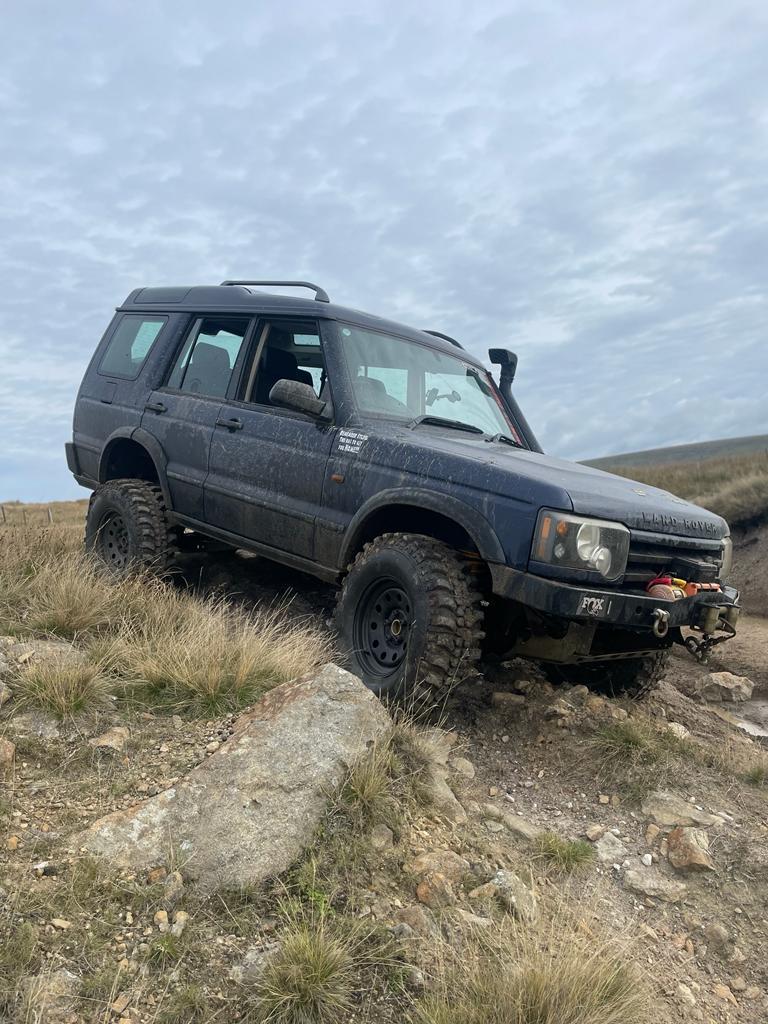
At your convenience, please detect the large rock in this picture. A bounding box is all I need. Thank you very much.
[595,832,629,865]
[469,869,538,923]
[623,864,687,903]
[409,849,470,884]
[667,827,715,872]
[21,968,80,1022]
[698,672,754,703]
[641,790,723,827]
[0,737,15,770]
[77,664,390,889]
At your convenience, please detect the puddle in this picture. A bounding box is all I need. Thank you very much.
[727,699,768,739]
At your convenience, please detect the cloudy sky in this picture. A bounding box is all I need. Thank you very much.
[1,1,766,501]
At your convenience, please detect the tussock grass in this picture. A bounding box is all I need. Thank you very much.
[608,451,768,525]
[107,598,333,714]
[335,721,438,833]
[587,716,693,802]
[0,525,333,716]
[532,833,596,874]
[744,757,768,787]
[251,900,398,1024]
[293,722,440,904]
[0,922,39,1017]
[157,984,211,1024]
[417,916,652,1024]
[13,656,113,718]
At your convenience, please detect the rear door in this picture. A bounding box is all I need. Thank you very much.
[204,318,335,559]
[141,315,253,519]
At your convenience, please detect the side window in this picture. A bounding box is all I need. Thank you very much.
[99,316,166,378]
[167,317,250,398]
[243,321,325,406]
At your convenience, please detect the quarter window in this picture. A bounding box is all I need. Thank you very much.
[99,316,166,378]
[168,317,250,398]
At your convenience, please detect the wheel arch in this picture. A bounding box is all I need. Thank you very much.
[98,429,172,507]
[338,489,505,568]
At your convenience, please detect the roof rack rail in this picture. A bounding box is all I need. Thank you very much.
[423,329,463,350]
[220,279,330,303]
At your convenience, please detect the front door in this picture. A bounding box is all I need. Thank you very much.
[204,318,335,560]
[141,315,252,519]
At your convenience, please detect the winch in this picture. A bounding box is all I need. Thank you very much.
[645,575,739,663]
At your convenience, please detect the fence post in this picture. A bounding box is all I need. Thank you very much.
[21,508,27,525]
[47,506,54,524]
[0,505,5,524]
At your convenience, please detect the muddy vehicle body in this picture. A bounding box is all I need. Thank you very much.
[68,281,740,697]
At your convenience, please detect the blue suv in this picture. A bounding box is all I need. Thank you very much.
[68,281,740,698]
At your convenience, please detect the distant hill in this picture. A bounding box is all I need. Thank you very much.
[585,433,768,470]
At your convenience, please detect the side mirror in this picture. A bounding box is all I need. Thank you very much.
[489,348,518,384]
[268,378,327,417]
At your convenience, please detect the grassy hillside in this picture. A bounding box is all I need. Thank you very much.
[601,451,768,526]
[587,433,768,470]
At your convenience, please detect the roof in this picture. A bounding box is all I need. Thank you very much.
[118,284,480,365]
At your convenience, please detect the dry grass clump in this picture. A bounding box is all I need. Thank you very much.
[335,721,438,833]
[417,917,652,1024]
[587,716,695,802]
[609,451,768,525]
[1,523,333,716]
[12,656,112,718]
[105,597,333,713]
[0,922,39,1017]
[251,900,398,1024]
[532,833,596,874]
[292,722,440,903]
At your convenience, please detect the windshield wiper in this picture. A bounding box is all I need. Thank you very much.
[486,432,524,449]
[409,414,485,435]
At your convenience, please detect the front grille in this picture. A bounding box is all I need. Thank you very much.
[623,529,724,587]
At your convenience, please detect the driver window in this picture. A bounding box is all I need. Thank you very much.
[243,320,325,406]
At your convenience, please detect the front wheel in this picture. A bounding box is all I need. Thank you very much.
[334,533,485,700]
[543,649,671,698]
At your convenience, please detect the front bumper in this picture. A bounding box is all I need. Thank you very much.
[490,563,740,632]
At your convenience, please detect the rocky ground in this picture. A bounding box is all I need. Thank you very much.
[1,546,767,1023]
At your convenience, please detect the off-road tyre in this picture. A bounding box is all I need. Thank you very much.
[543,649,671,699]
[85,479,178,574]
[334,533,485,700]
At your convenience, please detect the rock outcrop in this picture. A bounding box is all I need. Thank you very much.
[698,672,754,703]
[77,664,391,888]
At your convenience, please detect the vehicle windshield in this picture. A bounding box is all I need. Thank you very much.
[338,325,520,439]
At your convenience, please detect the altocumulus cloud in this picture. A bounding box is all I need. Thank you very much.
[0,0,766,499]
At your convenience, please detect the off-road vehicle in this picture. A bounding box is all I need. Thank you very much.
[68,280,740,697]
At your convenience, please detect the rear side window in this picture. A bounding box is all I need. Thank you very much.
[167,317,251,398]
[99,315,167,378]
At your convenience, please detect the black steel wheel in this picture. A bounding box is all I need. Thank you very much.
[85,479,178,574]
[334,533,485,699]
[353,579,412,680]
[94,510,131,570]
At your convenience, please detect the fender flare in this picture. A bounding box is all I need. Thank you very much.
[338,487,506,567]
[98,428,172,508]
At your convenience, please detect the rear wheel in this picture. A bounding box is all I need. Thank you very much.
[543,649,671,698]
[334,533,485,699]
[85,479,178,574]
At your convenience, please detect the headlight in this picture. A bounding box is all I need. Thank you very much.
[720,537,732,580]
[531,510,630,582]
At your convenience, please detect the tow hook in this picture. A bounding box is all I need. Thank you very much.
[683,620,737,664]
[651,607,670,638]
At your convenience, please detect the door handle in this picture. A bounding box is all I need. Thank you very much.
[144,401,167,414]
[216,416,243,431]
